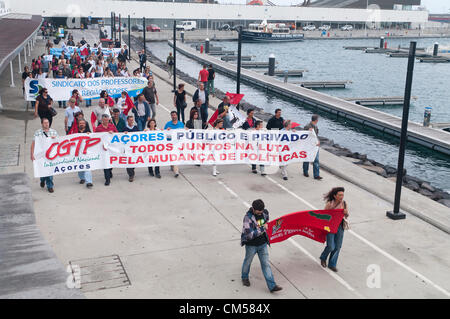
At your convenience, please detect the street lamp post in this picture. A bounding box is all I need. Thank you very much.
[386,41,417,221]
[173,20,177,92]
[236,26,242,95]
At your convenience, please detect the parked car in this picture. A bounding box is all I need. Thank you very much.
[230,24,244,31]
[218,24,231,31]
[340,25,353,31]
[176,21,196,31]
[147,24,161,32]
[303,25,316,31]
[131,24,144,32]
[318,25,331,31]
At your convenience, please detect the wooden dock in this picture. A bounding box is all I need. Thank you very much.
[239,61,270,69]
[292,81,351,89]
[169,40,450,156]
[263,70,306,77]
[344,46,375,50]
[208,50,235,56]
[419,57,450,63]
[221,55,252,62]
[345,96,418,106]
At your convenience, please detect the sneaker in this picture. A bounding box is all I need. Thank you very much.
[283,177,288,181]
[242,279,250,287]
[328,266,338,272]
[79,179,85,184]
[155,174,161,179]
[314,176,323,180]
[212,172,217,177]
[252,170,257,174]
[86,183,93,189]
[270,285,283,293]
[105,180,110,186]
[303,173,309,177]
[174,173,179,178]
[129,176,134,182]
[48,188,54,193]
[40,181,45,188]
[261,173,267,176]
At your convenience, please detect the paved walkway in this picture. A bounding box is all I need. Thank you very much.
[0,30,449,298]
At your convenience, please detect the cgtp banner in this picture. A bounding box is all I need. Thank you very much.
[24,77,147,101]
[32,129,319,178]
[267,209,345,244]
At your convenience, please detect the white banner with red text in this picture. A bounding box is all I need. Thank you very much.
[32,129,319,178]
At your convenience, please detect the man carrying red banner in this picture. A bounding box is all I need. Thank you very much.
[240,199,283,293]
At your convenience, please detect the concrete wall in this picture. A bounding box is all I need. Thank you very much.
[6,0,428,23]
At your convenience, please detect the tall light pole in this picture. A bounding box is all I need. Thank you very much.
[386,41,417,221]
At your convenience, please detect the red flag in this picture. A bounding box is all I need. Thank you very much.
[107,96,115,107]
[266,209,345,244]
[225,92,244,105]
[123,93,135,116]
[291,122,301,129]
[208,109,218,126]
[68,119,79,135]
[90,112,97,131]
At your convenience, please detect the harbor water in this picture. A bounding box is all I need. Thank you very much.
[147,38,450,192]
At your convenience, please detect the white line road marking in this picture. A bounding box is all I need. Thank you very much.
[162,89,450,297]
[265,176,450,297]
[216,179,361,297]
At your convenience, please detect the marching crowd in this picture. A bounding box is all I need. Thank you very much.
[27,35,323,192]
[27,35,348,291]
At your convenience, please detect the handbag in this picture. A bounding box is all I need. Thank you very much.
[49,107,57,117]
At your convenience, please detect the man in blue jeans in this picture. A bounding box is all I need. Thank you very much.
[240,199,282,293]
[303,114,322,180]
[193,82,209,127]
[31,118,58,193]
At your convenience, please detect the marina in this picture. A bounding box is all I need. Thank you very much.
[169,40,450,156]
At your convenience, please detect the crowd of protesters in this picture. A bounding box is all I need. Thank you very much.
[29,37,323,190]
[27,33,349,294]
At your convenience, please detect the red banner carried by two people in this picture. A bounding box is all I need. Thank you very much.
[266,209,345,244]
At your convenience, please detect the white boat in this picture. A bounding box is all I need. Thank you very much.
[241,20,304,42]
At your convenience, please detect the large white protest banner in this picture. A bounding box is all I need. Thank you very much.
[33,130,319,178]
[24,77,148,101]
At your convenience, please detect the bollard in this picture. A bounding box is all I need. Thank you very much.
[181,31,185,43]
[283,70,288,83]
[205,38,210,54]
[423,107,432,127]
[380,37,385,49]
[433,42,439,57]
[268,54,275,76]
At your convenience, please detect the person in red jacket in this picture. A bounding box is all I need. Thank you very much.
[95,114,118,186]
[198,64,209,88]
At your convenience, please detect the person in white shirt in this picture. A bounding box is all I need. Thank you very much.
[93,98,111,125]
[116,91,128,121]
[64,98,81,134]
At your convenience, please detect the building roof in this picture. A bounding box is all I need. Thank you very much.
[0,14,42,74]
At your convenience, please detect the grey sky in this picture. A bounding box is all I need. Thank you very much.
[219,1,450,14]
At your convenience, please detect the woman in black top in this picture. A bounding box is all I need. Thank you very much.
[34,88,54,127]
[173,83,187,123]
